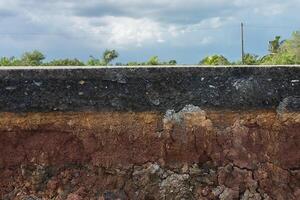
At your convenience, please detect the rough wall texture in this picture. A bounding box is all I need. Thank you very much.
[0,67,299,112]
[0,67,299,200]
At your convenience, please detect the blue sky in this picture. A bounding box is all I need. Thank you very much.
[0,0,299,64]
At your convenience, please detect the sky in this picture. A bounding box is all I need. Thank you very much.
[0,0,299,64]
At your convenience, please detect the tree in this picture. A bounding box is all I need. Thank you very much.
[261,51,296,65]
[242,53,259,65]
[199,55,230,65]
[102,49,119,65]
[87,56,105,66]
[168,60,177,65]
[21,50,45,66]
[268,36,282,54]
[282,31,300,63]
[147,56,159,65]
[262,31,300,64]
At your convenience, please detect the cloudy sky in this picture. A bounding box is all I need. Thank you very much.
[0,0,299,63]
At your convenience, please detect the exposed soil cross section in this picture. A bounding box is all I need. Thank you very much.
[0,66,299,199]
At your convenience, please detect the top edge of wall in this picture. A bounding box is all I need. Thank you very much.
[0,65,300,70]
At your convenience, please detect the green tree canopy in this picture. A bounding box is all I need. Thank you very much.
[21,50,45,66]
[268,36,282,54]
[87,56,105,66]
[168,60,177,65]
[102,49,119,65]
[262,31,300,64]
[241,53,259,65]
[147,56,159,65]
[45,59,85,66]
[199,55,230,65]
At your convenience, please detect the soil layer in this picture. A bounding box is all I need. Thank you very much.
[0,108,299,199]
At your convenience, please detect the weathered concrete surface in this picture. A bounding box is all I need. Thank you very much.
[0,66,299,199]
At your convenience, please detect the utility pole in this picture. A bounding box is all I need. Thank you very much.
[241,22,245,64]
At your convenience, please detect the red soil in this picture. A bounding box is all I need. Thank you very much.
[0,110,299,199]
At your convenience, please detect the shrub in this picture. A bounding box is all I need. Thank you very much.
[147,56,160,65]
[46,59,85,66]
[168,60,177,65]
[262,31,300,65]
[0,57,22,66]
[103,49,119,65]
[21,50,45,66]
[199,55,230,65]
[87,56,105,66]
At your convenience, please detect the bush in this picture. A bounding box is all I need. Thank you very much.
[168,60,177,65]
[199,55,230,65]
[261,31,300,65]
[233,53,260,65]
[87,56,105,66]
[103,49,119,65]
[147,56,159,65]
[0,57,22,66]
[21,50,45,66]
[45,59,85,66]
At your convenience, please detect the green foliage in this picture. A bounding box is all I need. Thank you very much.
[147,56,159,65]
[0,51,45,66]
[168,60,177,65]
[126,58,176,66]
[260,52,296,65]
[0,57,11,66]
[21,50,45,66]
[283,31,300,63]
[262,31,300,65]
[237,53,259,65]
[268,36,282,54]
[199,55,230,65]
[259,55,272,64]
[45,58,85,66]
[0,57,21,66]
[243,54,259,65]
[87,56,105,66]
[102,49,119,65]
[126,61,146,66]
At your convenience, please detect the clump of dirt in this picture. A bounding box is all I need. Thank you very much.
[0,106,299,199]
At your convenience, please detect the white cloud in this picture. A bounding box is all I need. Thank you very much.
[186,17,234,31]
[254,3,286,16]
[33,14,232,48]
[0,0,299,62]
[64,16,166,48]
[98,17,165,47]
[233,0,297,16]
